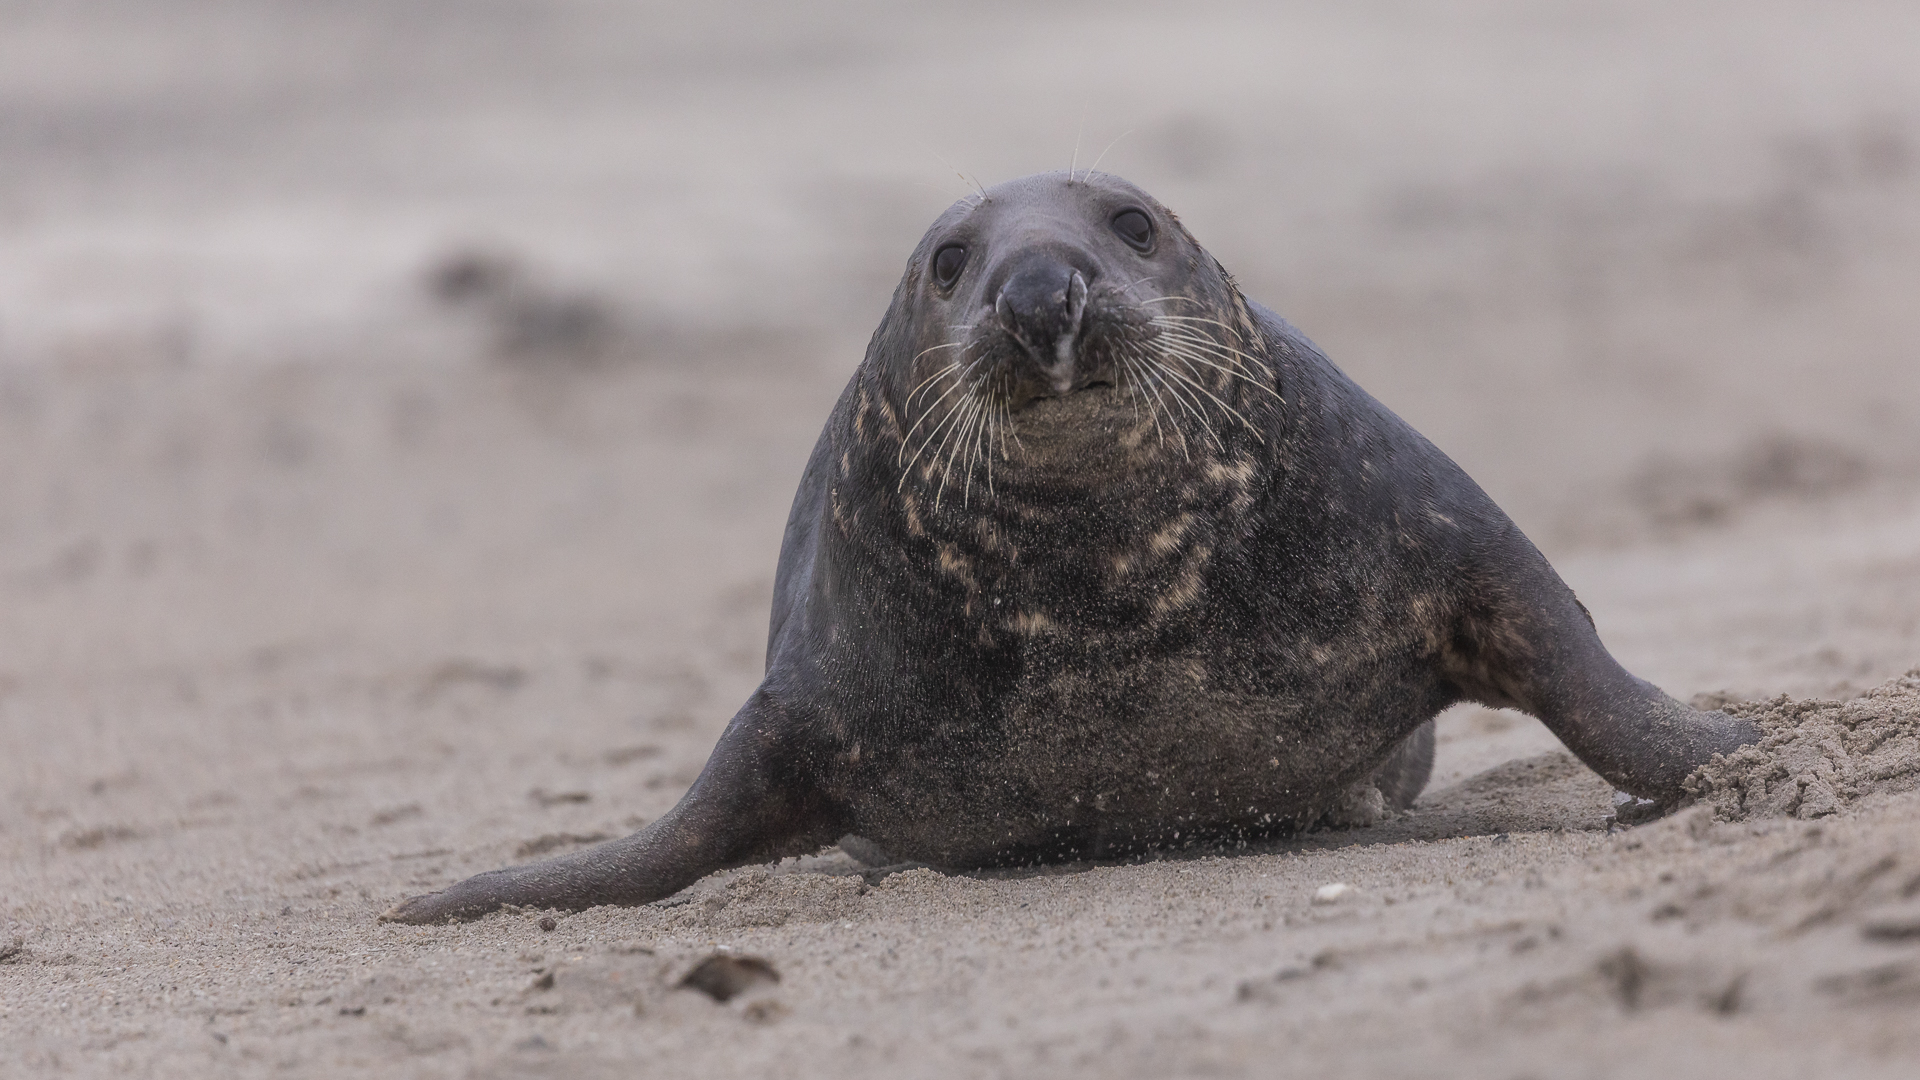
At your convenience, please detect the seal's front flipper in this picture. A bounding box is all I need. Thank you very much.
[379,688,840,924]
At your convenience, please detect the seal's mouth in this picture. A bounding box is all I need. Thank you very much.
[1011,383,1125,425]
[1009,375,1119,414]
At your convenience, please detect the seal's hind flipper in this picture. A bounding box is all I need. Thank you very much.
[379,688,842,924]
[1370,719,1436,810]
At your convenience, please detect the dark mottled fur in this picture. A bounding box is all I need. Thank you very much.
[383,173,1757,923]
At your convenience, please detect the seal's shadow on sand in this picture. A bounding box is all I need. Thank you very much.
[841,752,1612,888]
[1346,751,1612,844]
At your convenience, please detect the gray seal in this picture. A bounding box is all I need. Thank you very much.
[383,171,1757,923]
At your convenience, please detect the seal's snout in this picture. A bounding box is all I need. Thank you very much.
[995,261,1088,394]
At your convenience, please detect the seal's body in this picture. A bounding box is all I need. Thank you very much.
[384,173,1757,923]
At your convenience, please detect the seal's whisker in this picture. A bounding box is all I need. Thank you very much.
[1135,351,1188,458]
[905,358,966,411]
[1148,333,1255,411]
[1150,313,1244,332]
[913,341,966,361]
[935,392,984,510]
[946,385,990,507]
[941,383,983,477]
[999,371,1025,457]
[1150,324,1281,395]
[1151,325,1276,379]
[980,402,997,499]
[1158,340,1272,388]
[1149,360,1228,451]
[901,370,985,486]
[1145,348,1231,449]
[1154,353,1256,443]
[1140,349,1204,415]
[1117,352,1166,449]
[1166,338,1274,386]
[1116,353,1144,423]
[958,386,984,507]
[1151,323,1264,364]
[898,367,960,413]
[1155,337,1282,404]
[1122,346,1189,460]
[964,386,995,507]
[1116,350,1144,412]
[927,395,966,507]
[1148,313,1253,345]
[1153,325,1257,366]
[980,384,1006,479]
[1148,316,1260,353]
[938,404,963,507]
[1108,276,1162,298]
[929,147,990,203]
[1085,128,1133,178]
[906,356,968,407]
[898,386,966,470]
[901,362,977,444]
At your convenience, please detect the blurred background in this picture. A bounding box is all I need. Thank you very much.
[9,8,1920,1072]
[2,0,1918,691]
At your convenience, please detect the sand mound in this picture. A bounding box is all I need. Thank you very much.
[1684,670,1920,820]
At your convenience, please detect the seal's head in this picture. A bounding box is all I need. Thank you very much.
[867,172,1276,499]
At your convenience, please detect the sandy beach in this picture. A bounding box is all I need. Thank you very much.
[5,3,1920,1076]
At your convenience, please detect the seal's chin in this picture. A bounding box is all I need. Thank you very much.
[1003,385,1137,462]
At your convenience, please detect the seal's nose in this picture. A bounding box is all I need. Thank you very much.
[994,261,1088,393]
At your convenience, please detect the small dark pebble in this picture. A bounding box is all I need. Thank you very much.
[1709,973,1746,1016]
[1599,946,1650,1011]
[338,1006,366,1016]
[679,954,779,1003]
[539,917,557,932]
[529,971,555,991]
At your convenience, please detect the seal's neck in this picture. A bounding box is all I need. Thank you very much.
[884,431,1266,637]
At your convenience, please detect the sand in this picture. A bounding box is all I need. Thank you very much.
[1686,672,1920,821]
[6,3,1920,1078]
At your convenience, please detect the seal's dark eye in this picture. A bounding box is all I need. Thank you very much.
[1111,208,1154,252]
[933,244,968,288]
